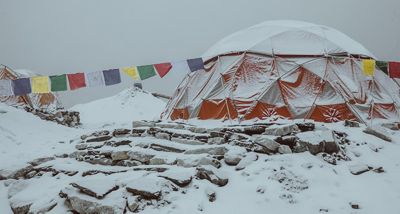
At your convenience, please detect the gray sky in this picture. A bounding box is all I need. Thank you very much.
[1,0,399,108]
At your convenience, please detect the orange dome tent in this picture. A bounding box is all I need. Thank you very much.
[162,20,400,123]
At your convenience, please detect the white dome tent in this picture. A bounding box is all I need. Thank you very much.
[162,20,400,123]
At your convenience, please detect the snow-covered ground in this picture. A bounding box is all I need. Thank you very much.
[1,89,400,214]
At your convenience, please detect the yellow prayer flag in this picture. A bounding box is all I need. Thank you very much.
[121,67,139,80]
[31,76,50,93]
[362,59,375,76]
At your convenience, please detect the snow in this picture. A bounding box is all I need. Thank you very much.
[1,87,400,214]
[71,87,166,127]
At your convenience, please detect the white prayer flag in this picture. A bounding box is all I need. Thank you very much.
[0,79,13,96]
[85,71,105,87]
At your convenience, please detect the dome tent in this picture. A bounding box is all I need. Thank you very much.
[162,20,400,123]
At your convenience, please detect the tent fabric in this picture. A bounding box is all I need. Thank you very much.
[12,78,31,96]
[85,71,105,87]
[154,63,172,78]
[203,20,374,59]
[137,65,157,80]
[0,79,13,96]
[50,74,68,91]
[102,69,121,86]
[67,73,86,90]
[31,76,50,93]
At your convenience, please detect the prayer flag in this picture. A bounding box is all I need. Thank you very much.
[86,71,105,87]
[67,73,86,90]
[376,61,388,75]
[187,58,204,72]
[389,62,400,78]
[12,78,31,95]
[50,74,68,91]
[362,59,375,76]
[31,76,50,93]
[0,79,13,96]
[103,69,121,86]
[154,62,172,78]
[121,67,139,80]
[137,65,156,80]
[171,60,191,73]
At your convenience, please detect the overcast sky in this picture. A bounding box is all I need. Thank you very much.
[1,0,399,107]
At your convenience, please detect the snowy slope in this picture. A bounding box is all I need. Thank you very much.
[71,87,166,127]
[0,103,83,170]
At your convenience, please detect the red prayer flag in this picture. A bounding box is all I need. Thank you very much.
[389,62,400,78]
[67,73,86,90]
[154,63,172,78]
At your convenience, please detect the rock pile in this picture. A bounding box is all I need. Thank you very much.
[24,106,80,127]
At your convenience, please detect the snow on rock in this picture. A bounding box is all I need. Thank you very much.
[71,87,165,127]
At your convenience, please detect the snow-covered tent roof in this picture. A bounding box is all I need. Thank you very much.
[203,20,374,58]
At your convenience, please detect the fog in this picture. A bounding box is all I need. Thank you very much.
[1,0,399,107]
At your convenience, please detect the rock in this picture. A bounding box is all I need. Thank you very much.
[10,202,32,214]
[187,127,207,133]
[156,123,185,129]
[66,196,118,214]
[132,121,155,128]
[86,158,113,166]
[155,132,171,140]
[381,123,400,130]
[278,145,292,154]
[344,120,360,127]
[112,129,131,137]
[75,143,88,150]
[150,144,185,153]
[127,196,139,212]
[159,175,192,188]
[171,137,204,145]
[373,167,385,173]
[264,124,300,136]
[131,128,146,136]
[149,158,167,165]
[111,140,131,147]
[111,151,129,161]
[209,131,225,138]
[184,147,228,156]
[28,157,55,166]
[274,135,298,148]
[235,153,258,170]
[92,130,110,137]
[291,142,308,153]
[349,164,371,175]
[297,131,340,155]
[243,126,267,135]
[12,165,34,179]
[86,135,113,143]
[126,180,162,200]
[207,137,225,145]
[70,182,119,199]
[28,199,57,213]
[254,136,280,152]
[349,202,360,209]
[296,123,315,132]
[195,168,228,187]
[224,154,242,166]
[206,189,216,202]
[176,157,221,169]
[127,151,155,164]
[363,127,392,142]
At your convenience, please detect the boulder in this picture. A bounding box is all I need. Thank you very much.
[296,123,315,132]
[278,145,292,154]
[254,137,280,153]
[224,154,242,166]
[126,179,163,200]
[132,121,155,128]
[10,202,32,214]
[111,151,129,161]
[195,168,228,187]
[207,137,225,145]
[243,126,267,135]
[274,135,298,148]
[184,147,228,156]
[235,153,258,170]
[176,157,221,169]
[344,120,360,127]
[149,158,167,165]
[70,182,119,199]
[155,132,171,140]
[171,137,204,145]
[86,135,113,143]
[363,127,392,142]
[126,196,139,212]
[112,129,131,137]
[66,196,118,214]
[264,124,300,136]
[159,175,192,188]
[349,164,371,175]
[127,151,155,164]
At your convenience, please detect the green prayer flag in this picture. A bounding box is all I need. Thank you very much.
[50,74,67,91]
[137,65,156,80]
[376,61,388,75]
